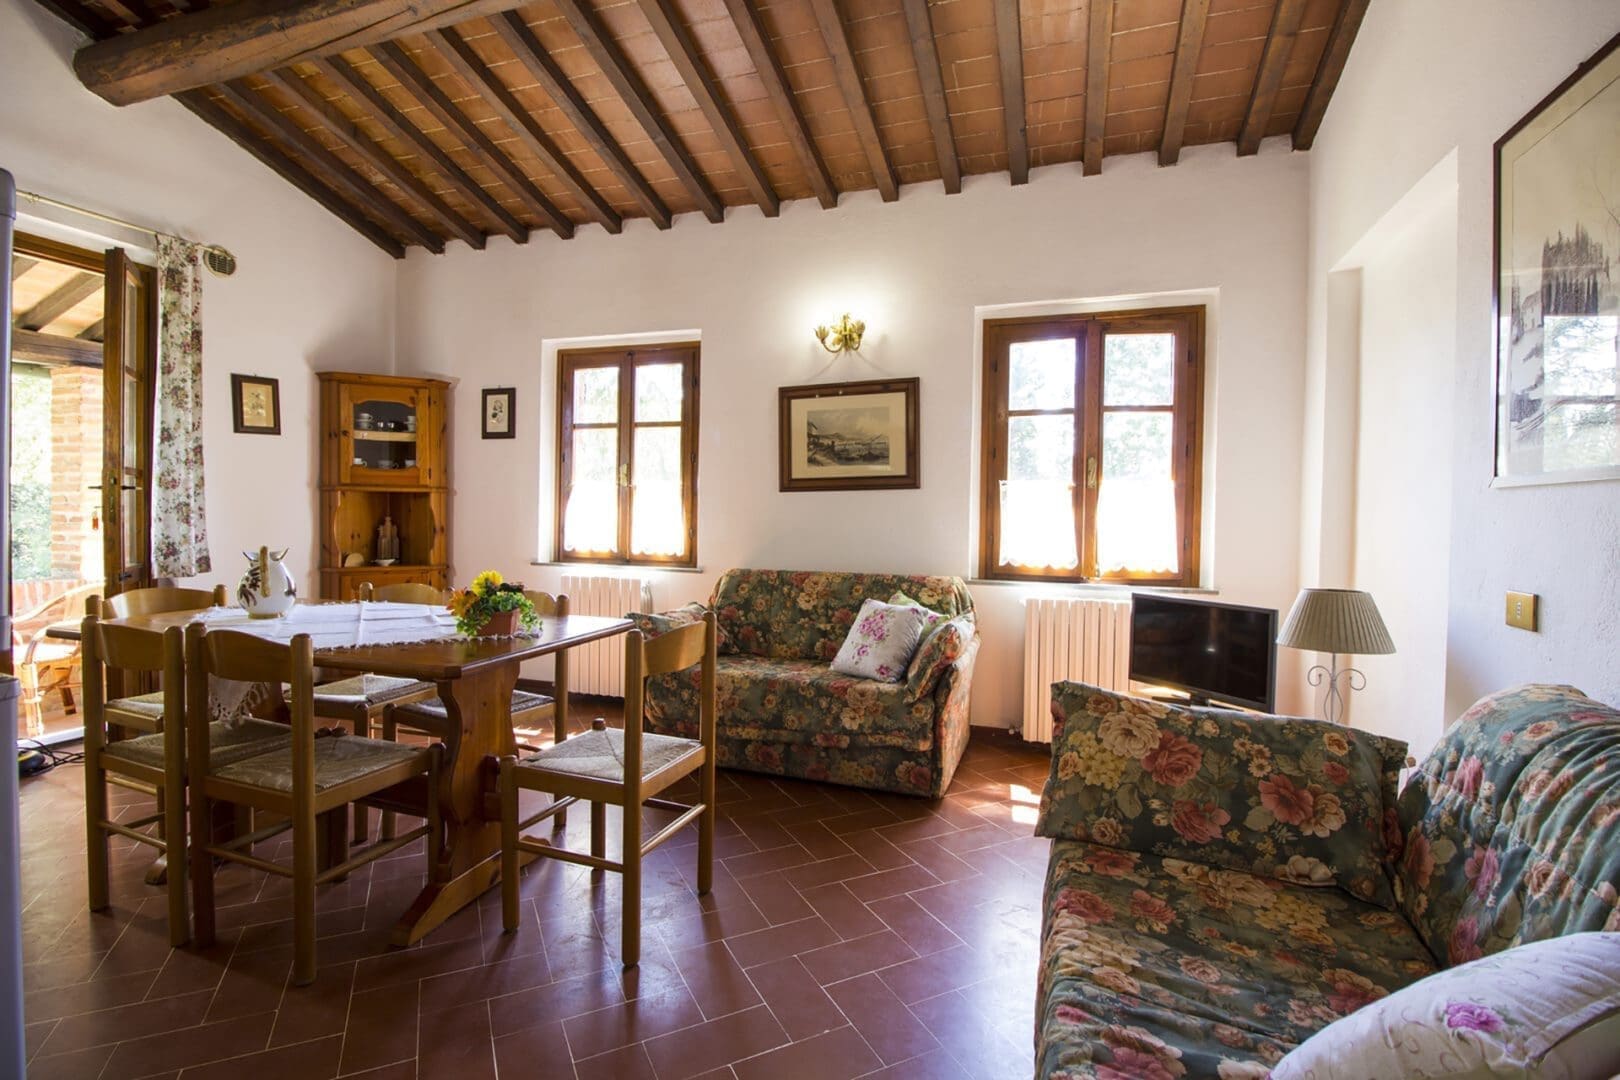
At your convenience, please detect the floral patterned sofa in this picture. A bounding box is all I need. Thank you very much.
[631,569,979,798]
[1034,682,1620,1079]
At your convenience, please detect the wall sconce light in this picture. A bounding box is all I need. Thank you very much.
[814,314,865,354]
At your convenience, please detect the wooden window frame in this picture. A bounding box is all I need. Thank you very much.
[978,306,1204,586]
[555,343,700,567]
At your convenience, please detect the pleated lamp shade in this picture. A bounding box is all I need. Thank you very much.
[1277,589,1395,656]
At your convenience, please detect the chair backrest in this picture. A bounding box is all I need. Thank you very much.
[622,611,716,786]
[524,591,568,618]
[103,585,227,620]
[185,624,317,799]
[81,611,184,749]
[359,582,447,605]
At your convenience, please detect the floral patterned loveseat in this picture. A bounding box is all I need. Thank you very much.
[632,569,979,798]
[1034,682,1620,1079]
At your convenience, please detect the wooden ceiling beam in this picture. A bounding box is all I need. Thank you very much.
[79,319,106,342]
[638,0,778,217]
[177,90,406,257]
[1237,0,1306,156]
[72,0,528,106]
[553,0,724,223]
[1292,0,1369,150]
[311,55,528,243]
[1083,0,1114,176]
[12,328,103,368]
[720,0,835,210]
[991,0,1027,185]
[809,0,898,202]
[12,255,39,280]
[900,0,959,194]
[15,272,101,331]
[1159,0,1209,167]
[427,27,622,233]
[265,67,487,249]
[490,13,671,228]
[371,40,575,239]
[217,78,446,252]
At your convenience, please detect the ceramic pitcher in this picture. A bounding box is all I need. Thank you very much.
[237,546,297,618]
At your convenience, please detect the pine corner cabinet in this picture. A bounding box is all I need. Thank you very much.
[318,372,449,600]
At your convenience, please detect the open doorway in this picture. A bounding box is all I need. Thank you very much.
[9,235,107,741]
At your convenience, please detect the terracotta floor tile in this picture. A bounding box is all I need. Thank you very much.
[825,972,940,1067]
[730,1024,880,1080]
[742,955,843,1041]
[642,1004,789,1079]
[15,713,1048,1080]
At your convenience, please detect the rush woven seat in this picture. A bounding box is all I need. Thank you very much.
[102,718,288,771]
[516,727,699,783]
[104,690,167,731]
[308,674,435,723]
[393,689,553,727]
[215,734,427,794]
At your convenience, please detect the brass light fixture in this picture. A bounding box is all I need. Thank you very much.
[814,314,865,354]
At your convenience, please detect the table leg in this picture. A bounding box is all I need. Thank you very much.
[391,662,520,946]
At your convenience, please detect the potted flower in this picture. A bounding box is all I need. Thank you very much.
[448,571,540,637]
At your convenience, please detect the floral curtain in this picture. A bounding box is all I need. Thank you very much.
[153,236,210,577]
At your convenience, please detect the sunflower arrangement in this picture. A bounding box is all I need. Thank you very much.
[448,570,540,636]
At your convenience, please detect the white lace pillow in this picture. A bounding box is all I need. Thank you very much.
[1271,932,1620,1079]
[830,599,927,683]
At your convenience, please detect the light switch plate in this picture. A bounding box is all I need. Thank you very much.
[1505,591,1538,631]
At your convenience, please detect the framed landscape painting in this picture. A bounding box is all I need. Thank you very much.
[779,378,919,491]
[1494,30,1620,486]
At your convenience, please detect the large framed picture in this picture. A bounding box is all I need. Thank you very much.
[482,387,515,439]
[778,377,919,491]
[1494,30,1620,486]
[230,374,280,435]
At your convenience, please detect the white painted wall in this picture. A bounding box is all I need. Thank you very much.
[0,0,399,594]
[395,145,1313,725]
[1304,2,1620,740]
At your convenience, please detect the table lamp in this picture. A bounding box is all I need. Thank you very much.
[1277,588,1395,724]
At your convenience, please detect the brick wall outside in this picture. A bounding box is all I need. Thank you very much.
[48,365,101,580]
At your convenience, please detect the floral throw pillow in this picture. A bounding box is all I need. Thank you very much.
[1036,681,1408,908]
[830,599,928,683]
[625,602,734,654]
[1271,932,1620,1079]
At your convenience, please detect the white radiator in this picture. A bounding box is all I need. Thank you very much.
[561,574,653,696]
[1022,596,1132,742]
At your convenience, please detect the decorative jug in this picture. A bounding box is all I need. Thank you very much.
[237,546,297,618]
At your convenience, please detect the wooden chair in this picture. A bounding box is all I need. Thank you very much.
[81,610,288,945]
[185,623,441,985]
[97,585,228,733]
[497,611,716,968]
[357,581,446,605]
[14,579,102,736]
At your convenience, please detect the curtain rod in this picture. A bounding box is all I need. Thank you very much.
[17,189,236,270]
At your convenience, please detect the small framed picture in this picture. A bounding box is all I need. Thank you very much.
[779,377,920,491]
[482,387,515,439]
[231,374,280,435]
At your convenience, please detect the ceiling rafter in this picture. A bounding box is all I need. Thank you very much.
[991,0,1028,185]
[265,67,487,249]
[12,256,39,280]
[216,78,446,252]
[79,319,106,342]
[178,89,407,257]
[900,0,960,195]
[310,55,529,244]
[719,0,836,210]
[15,272,102,331]
[1159,0,1210,167]
[370,40,575,239]
[489,12,672,229]
[1083,0,1114,176]
[73,0,529,105]
[12,327,103,368]
[637,0,779,217]
[1293,0,1369,150]
[1238,0,1307,156]
[427,26,622,234]
[552,0,725,224]
[809,0,898,202]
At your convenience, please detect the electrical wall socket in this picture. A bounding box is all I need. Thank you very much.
[1505,591,1538,631]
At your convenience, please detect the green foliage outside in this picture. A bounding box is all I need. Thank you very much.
[11,366,54,582]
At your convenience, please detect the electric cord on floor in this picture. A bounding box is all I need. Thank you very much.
[18,737,84,776]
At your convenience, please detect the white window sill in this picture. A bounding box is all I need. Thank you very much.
[966,579,1217,596]
[530,561,709,575]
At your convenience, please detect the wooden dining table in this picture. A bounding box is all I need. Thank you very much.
[98,602,633,946]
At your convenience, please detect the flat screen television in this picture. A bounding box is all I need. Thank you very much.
[1128,594,1278,713]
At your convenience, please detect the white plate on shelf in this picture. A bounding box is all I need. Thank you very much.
[374,559,397,566]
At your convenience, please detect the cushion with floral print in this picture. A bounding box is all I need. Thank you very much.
[1037,681,1409,909]
[1270,931,1620,1079]
[625,602,734,654]
[829,599,928,683]
[1394,684,1620,966]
